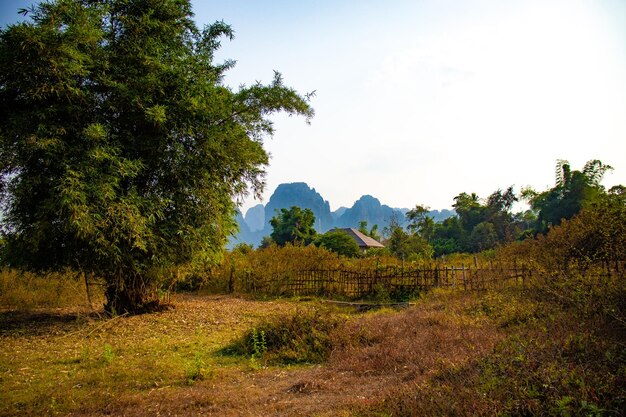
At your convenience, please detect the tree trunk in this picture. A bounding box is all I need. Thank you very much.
[104,276,161,315]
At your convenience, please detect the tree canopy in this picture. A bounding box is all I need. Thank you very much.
[411,187,523,256]
[523,160,613,233]
[315,229,360,258]
[269,206,317,246]
[386,214,433,260]
[0,0,313,313]
[358,220,381,242]
[413,160,616,257]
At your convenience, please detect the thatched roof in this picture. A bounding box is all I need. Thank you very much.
[333,228,385,249]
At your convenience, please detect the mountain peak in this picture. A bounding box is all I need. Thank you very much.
[265,182,333,232]
[354,195,381,207]
[230,182,454,248]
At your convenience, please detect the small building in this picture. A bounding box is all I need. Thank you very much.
[332,228,385,252]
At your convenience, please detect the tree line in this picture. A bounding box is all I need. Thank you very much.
[263,159,621,260]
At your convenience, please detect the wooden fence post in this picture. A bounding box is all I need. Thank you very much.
[452,266,456,289]
[462,264,467,291]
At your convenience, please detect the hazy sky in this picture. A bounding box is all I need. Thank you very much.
[2,1,626,211]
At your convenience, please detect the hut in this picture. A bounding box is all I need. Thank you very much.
[332,228,385,252]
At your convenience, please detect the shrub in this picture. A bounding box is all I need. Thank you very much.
[478,289,543,327]
[225,308,344,364]
[496,194,626,327]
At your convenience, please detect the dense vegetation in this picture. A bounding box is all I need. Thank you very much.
[254,159,619,266]
[396,159,618,258]
[0,0,312,313]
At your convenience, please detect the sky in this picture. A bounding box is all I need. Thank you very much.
[2,0,626,212]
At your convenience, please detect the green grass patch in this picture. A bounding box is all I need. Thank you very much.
[0,294,304,416]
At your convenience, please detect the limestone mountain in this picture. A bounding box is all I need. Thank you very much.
[229,182,455,247]
[229,210,261,248]
[331,207,348,220]
[334,195,403,229]
[244,204,265,232]
[264,182,334,232]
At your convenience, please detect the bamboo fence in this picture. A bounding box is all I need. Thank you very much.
[236,261,624,299]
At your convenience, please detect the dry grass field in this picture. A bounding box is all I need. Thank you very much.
[1,274,624,416]
[0,291,495,416]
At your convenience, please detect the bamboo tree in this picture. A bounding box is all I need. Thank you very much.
[0,0,313,313]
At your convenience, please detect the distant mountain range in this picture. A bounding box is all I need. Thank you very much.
[230,182,455,247]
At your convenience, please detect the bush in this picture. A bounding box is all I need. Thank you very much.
[478,289,543,327]
[225,308,344,364]
[496,194,626,327]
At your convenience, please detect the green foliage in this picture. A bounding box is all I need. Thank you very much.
[269,206,317,246]
[447,187,521,253]
[430,216,464,256]
[485,186,519,242]
[358,220,381,241]
[413,187,524,257]
[387,226,433,260]
[232,243,254,255]
[0,0,312,313]
[524,159,613,233]
[422,160,616,257]
[101,344,115,366]
[250,328,268,359]
[469,221,498,252]
[453,192,484,232]
[314,229,360,257]
[406,204,435,242]
[225,308,343,365]
[184,351,209,385]
[259,236,274,249]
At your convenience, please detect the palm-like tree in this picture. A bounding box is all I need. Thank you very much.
[525,159,612,232]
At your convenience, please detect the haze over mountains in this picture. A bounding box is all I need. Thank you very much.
[231,182,454,247]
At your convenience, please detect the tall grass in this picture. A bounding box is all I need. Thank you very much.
[193,243,500,297]
[0,269,104,311]
[195,244,343,294]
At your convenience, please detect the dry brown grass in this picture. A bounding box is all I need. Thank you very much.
[0,269,105,311]
[0,289,503,417]
[2,286,623,416]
